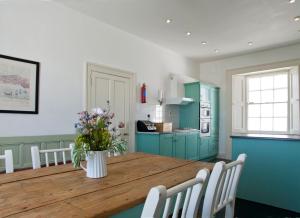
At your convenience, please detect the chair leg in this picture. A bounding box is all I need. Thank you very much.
[225,200,235,218]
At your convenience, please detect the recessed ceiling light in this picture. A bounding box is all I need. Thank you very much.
[166,19,172,24]
[289,0,296,3]
[186,32,191,36]
[214,49,220,53]
[294,16,300,21]
[201,41,207,45]
[248,41,253,46]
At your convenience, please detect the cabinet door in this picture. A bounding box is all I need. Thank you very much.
[200,84,211,102]
[174,133,186,159]
[211,87,220,135]
[180,83,200,129]
[199,137,209,159]
[159,134,173,157]
[209,137,218,156]
[136,134,160,155]
[186,133,199,160]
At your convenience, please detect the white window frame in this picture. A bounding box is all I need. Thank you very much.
[245,70,290,134]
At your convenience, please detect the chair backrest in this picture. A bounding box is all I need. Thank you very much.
[202,154,247,218]
[31,144,74,169]
[0,150,14,173]
[141,169,210,218]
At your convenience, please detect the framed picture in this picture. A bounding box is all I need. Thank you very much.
[0,54,39,114]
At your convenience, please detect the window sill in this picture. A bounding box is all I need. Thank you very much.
[231,133,300,141]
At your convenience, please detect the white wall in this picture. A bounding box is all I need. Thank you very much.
[199,43,300,158]
[0,0,198,138]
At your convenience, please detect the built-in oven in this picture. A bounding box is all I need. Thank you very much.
[200,103,211,137]
[200,103,211,119]
[200,118,211,137]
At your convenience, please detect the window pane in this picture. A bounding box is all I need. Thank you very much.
[248,104,260,117]
[261,118,273,131]
[248,77,260,91]
[248,91,261,103]
[248,118,260,131]
[274,74,288,88]
[261,90,273,103]
[274,89,288,102]
[273,118,287,131]
[274,103,287,117]
[261,104,273,117]
[261,76,273,90]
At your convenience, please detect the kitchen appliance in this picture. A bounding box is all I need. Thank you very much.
[200,119,211,137]
[200,103,211,119]
[165,74,194,105]
[200,103,211,137]
[137,120,157,132]
[155,122,173,132]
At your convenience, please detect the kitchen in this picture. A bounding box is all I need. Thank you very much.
[136,74,219,162]
[1,0,300,217]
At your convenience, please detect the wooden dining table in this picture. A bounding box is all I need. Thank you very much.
[0,152,214,218]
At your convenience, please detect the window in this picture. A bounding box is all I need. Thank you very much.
[232,66,300,134]
[247,72,288,132]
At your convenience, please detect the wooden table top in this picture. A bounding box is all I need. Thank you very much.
[0,152,214,218]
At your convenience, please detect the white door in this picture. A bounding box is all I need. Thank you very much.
[87,64,135,151]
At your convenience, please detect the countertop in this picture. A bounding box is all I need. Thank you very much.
[231,133,300,141]
[0,153,213,217]
[136,129,200,134]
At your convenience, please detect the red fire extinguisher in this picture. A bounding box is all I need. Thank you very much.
[141,83,146,103]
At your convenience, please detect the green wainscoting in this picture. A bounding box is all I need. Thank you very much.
[0,134,76,171]
[232,136,300,213]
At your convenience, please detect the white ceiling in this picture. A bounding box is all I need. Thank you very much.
[57,0,300,61]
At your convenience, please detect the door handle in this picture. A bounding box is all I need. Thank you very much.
[123,133,129,136]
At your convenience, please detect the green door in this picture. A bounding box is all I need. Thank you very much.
[210,87,220,136]
[159,134,173,157]
[174,133,186,159]
[136,134,160,155]
[186,132,199,160]
[209,137,218,157]
[199,137,209,159]
[180,82,200,129]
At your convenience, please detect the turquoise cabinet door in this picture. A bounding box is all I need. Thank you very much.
[209,137,218,156]
[136,134,160,155]
[180,82,200,129]
[199,137,209,159]
[210,87,220,135]
[186,132,199,160]
[159,134,173,157]
[174,133,186,159]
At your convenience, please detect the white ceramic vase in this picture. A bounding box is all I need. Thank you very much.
[81,150,108,179]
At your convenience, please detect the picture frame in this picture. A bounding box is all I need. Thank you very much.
[0,54,39,114]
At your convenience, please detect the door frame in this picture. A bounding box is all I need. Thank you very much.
[86,63,136,152]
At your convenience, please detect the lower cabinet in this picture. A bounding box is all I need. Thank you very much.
[159,134,173,157]
[136,132,218,160]
[136,134,159,155]
[186,133,199,160]
[174,133,186,159]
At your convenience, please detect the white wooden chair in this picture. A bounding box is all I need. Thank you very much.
[202,154,247,218]
[31,144,74,169]
[0,150,14,173]
[141,169,210,218]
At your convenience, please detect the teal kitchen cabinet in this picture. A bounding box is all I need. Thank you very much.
[186,132,199,160]
[136,133,159,155]
[173,133,186,159]
[199,137,209,159]
[180,82,200,129]
[159,134,173,157]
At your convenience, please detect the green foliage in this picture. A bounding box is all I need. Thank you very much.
[72,109,128,168]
